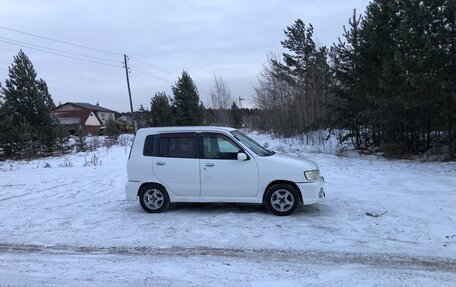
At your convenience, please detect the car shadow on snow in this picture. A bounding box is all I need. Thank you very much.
[167,202,268,215]
[295,203,329,216]
[124,201,329,217]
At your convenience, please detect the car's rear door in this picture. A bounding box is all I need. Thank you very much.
[153,132,200,197]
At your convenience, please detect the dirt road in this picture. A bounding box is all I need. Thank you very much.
[1,243,455,287]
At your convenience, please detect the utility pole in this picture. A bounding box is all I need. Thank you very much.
[238,96,245,128]
[123,54,137,134]
[238,96,245,108]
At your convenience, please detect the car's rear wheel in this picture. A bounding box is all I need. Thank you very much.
[265,184,300,216]
[139,184,170,213]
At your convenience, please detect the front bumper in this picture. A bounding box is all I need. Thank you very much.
[296,177,325,205]
[125,181,141,201]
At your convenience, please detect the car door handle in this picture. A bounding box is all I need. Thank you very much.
[204,163,215,167]
[155,162,166,166]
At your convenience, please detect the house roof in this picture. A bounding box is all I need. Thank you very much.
[52,109,102,126]
[70,102,116,113]
[52,102,116,113]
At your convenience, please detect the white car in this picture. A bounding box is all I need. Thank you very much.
[125,127,325,216]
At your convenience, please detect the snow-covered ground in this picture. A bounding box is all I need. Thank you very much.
[0,133,455,286]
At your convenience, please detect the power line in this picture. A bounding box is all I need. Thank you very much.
[129,56,177,77]
[50,86,128,105]
[130,69,172,84]
[129,65,174,85]
[128,65,245,100]
[0,26,123,56]
[129,59,250,96]
[129,57,216,92]
[52,84,118,99]
[54,93,128,105]
[0,39,122,68]
[0,36,121,64]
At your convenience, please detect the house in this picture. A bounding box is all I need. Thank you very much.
[51,102,117,135]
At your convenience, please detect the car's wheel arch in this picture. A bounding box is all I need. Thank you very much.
[138,182,168,198]
[262,180,302,204]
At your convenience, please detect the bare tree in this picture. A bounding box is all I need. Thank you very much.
[254,48,333,138]
[210,75,232,126]
[254,53,299,136]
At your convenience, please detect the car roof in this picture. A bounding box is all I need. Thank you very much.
[137,126,237,134]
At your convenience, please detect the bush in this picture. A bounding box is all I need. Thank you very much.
[75,126,88,152]
[104,120,120,146]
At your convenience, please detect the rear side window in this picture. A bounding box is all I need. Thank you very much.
[158,138,169,157]
[157,133,196,158]
[143,135,156,156]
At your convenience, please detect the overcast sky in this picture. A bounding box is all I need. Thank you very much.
[0,0,370,112]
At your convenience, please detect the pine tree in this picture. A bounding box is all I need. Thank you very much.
[74,125,88,152]
[361,0,404,155]
[172,71,203,126]
[441,0,456,159]
[137,104,151,128]
[0,104,15,156]
[330,10,368,148]
[16,120,38,159]
[104,119,120,145]
[150,91,173,126]
[55,126,71,153]
[0,50,57,157]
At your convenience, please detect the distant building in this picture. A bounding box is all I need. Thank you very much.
[117,115,132,123]
[52,102,116,135]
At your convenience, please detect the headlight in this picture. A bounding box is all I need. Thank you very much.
[304,170,320,181]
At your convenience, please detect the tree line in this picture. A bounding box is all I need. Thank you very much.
[254,0,455,159]
[139,73,243,129]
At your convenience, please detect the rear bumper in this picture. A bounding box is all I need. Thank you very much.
[125,181,141,201]
[296,177,325,205]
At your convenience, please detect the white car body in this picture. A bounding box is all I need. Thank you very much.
[126,127,325,212]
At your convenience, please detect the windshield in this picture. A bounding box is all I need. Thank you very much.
[231,130,275,156]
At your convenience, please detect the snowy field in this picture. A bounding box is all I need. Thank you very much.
[0,132,455,286]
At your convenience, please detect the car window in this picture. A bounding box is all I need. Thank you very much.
[158,138,168,157]
[231,130,273,156]
[157,133,196,158]
[143,135,156,157]
[202,133,241,160]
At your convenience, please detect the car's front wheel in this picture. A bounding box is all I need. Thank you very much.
[139,184,170,213]
[265,184,300,216]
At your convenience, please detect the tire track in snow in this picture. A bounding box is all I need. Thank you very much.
[0,243,455,273]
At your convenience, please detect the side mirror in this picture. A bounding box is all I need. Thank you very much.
[237,152,248,161]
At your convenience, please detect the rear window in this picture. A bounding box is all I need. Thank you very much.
[157,133,196,158]
[143,135,156,156]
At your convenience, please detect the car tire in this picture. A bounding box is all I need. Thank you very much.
[139,184,170,213]
[265,184,300,216]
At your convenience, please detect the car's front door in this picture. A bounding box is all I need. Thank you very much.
[153,132,200,197]
[200,133,259,198]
